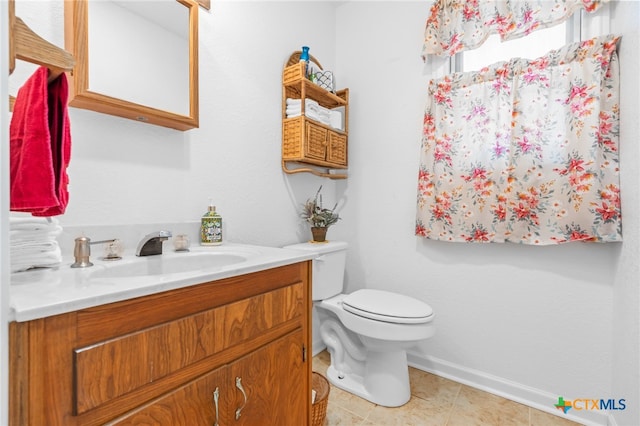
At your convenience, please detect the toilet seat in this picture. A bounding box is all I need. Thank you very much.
[342,289,433,324]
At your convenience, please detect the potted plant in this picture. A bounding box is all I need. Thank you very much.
[300,186,340,242]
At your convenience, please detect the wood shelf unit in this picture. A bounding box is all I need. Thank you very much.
[282,53,349,179]
[8,0,75,111]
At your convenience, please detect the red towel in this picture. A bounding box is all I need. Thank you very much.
[10,67,72,217]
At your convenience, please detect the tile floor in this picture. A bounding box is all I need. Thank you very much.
[312,351,583,426]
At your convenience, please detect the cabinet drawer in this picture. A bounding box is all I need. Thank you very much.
[74,309,218,415]
[215,282,304,351]
[73,282,303,415]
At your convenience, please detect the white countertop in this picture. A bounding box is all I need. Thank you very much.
[9,243,317,322]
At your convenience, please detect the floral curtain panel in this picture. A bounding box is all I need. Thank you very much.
[415,34,621,244]
[422,0,610,59]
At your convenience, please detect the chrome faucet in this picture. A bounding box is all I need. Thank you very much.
[71,237,118,268]
[136,231,172,256]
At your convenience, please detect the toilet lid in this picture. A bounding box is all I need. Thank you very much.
[342,289,433,324]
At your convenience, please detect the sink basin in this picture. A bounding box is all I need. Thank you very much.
[89,253,247,279]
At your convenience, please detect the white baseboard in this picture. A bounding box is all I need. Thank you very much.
[312,338,326,357]
[407,351,613,426]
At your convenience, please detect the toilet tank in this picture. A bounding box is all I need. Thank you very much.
[283,241,348,301]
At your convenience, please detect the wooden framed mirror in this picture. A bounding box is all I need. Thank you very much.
[64,0,199,131]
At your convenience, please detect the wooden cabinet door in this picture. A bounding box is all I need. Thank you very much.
[110,366,229,426]
[229,329,307,426]
[327,132,347,166]
[113,329,307,426]
[304,122,328,161]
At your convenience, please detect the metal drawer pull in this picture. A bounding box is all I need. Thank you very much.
[235,377,247,420]
[213,387,220,426]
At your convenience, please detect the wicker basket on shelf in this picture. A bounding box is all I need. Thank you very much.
[311,372,330,426]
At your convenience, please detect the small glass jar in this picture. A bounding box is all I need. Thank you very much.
[173,234,191,252]
[103,239,124,260]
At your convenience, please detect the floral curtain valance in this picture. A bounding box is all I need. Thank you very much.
[415,34,621,244]
[422,0,611,60]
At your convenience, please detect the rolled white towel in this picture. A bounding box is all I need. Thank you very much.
[288,106,320,117]
[286,98,320,109]
[304,112,322,122]
[286,106,319,116]
[306,103,320,112]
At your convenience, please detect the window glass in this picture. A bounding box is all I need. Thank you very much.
[459,23,569,72]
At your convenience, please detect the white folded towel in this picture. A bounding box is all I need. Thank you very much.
[10,238,62,272]
[10,240,59,252]
[11,251,62,272]
[10,225,63,239]
[285,107,322,117]
[9,216,58,225]
[9,216,60,232]
[10,215,63,273]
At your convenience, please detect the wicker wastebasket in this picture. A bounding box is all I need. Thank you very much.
[311,372,330,426]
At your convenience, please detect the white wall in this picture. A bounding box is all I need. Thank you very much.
[4,1,638,426]
[335,2,637,425]
[610,3,640,426]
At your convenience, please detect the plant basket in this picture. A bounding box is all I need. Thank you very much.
[311,372,330,426]
[311,227,328,242]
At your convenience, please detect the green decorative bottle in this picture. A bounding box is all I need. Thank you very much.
[200,201,223,246]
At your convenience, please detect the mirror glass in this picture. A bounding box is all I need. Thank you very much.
[88,1,189,115]
[66,0,199,131]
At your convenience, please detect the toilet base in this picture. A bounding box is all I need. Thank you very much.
[325,349,411,407]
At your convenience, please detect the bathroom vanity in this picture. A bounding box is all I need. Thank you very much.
[8,245,314,425]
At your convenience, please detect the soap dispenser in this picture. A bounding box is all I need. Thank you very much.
[200,200,223,246]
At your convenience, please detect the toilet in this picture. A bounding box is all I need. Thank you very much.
[284,241,435,407]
